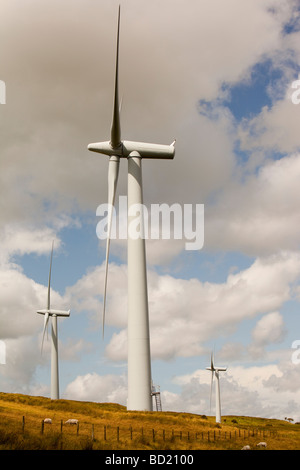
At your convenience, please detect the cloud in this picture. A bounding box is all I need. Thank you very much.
[65,262,128,329]
[0,267,45,339]
[238,95,300,154]
[60,353,300,420]
[236,30,300,154]
[1,0,298,226]
[0,261,72,340]
[206,153,300,256]
[263,359,300,394]
[168,360,300,420]
[0,337,41,388]
[249,312,286,358]
[0,225,60,265]
[0,258,83,394]
[65,372,127,405]
[86,251,300,361]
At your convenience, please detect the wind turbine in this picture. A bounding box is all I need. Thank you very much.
[37,241,70,400]
[206,352,227,423]
[88,6,175,411]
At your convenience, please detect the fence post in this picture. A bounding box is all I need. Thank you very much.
[117,426,119,442]
[152,429,155,442]
[92,424,95,441]
[22,416,25,433]
[41,420,44,435]
[130,426,133,440]
[61,420,63,434]
[77,421,79,435]
[104,425,107,441]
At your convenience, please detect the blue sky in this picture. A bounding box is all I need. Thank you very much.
[1,0,300,421]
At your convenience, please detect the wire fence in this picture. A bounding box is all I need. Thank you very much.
[18,415,278,445]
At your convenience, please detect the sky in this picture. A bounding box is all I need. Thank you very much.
[1,0,300,422]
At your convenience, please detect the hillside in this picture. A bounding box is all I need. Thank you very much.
[0,392,299,450]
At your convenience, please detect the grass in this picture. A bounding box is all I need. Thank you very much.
[0,392,299,450]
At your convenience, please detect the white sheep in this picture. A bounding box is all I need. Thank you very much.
[43,418,52,424]
[256,442,267,448]
[241,445,251,450]
[65,419,79,425]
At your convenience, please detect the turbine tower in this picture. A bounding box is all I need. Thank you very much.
[88,6,175,411]
[206,352,227,423]
[37,241,71,400]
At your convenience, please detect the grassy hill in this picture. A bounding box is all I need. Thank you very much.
[0,392,299,450]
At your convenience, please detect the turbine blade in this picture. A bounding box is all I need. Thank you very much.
[211,351,214,371]
[41,312,50,354]
[110,5,121,148]
[102,155,120,337]
[47,241,54,310]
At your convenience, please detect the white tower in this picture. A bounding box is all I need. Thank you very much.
[206,353,227,423]
[37,242,70,400]
[88,6,175,411]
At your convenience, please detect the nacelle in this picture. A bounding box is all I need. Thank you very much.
[88,140,175,159]
[206,366,227,372]
[37,309,70,317]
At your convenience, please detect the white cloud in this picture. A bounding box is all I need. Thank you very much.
[0,263,71,340]
[206,153,300,256]
[263,359,300,394]
[162,361,300,420]
[238,95,300,154]
[0,336,45,394]
[237,30,300,154]
[88,251,300,361]
[65,372,127,405]
[0,267,45,339]
[1,0,298,224]
[60,354,300,421]
[249,312,286,358]
[0,226,59,264]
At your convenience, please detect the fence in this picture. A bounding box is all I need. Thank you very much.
[20,415,278,444]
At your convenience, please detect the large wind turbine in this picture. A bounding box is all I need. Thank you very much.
[206,353,227,423]
[88,6,175,411]
[37,241,70,400]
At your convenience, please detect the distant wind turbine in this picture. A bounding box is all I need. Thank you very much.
[206,352,227,423]
[37,241,70,400]
[88,6,175,411]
